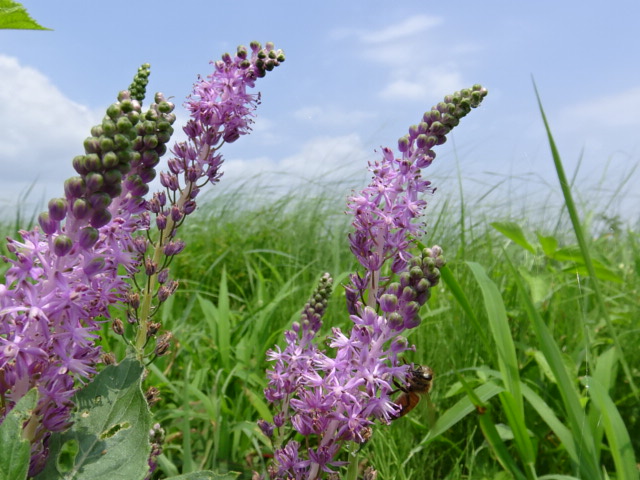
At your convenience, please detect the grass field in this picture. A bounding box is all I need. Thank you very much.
[78,162,637,479]
[1,126,638,480]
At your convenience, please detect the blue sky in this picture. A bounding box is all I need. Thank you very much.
[1,1,639,224]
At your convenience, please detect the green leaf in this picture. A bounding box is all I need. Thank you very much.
[533,81,636,395]
[35,357,152,480]
[0,0,50,30]
[466,262,522,412]
[491,221,536,253]
[582,376,637,480]
[401,381,503,468]
[536,232,558,257]
[418,381,503,445]
[0,388,38,480]
[505,251,602,479]
[477,406,527,480]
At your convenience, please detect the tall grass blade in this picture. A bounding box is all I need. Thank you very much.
[477,405,528,480]
[437,264,491,354]
[466,261,537,478]
[504,251,601,479]
[466,262,522,413]
[581,376,637,479]
[532,81,637,396]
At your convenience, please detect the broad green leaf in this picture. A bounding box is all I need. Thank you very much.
[518,269,552,305]
[216,268,231,370]
[0,388,38,480]
[439,265,491,353]
[499,391,536,469]
[166,472,240,480]
[538,476,582,480]
[36,357,152,480]
[491,221,536,253]
[401,381,503,468]
[0,0,49,30]
[536,232,558,257]
[244,385,273,423]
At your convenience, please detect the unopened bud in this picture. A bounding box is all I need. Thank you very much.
[53,234,73,257]
[145,257,157,276]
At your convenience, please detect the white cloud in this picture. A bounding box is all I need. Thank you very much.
[292,105,376,129]
[359,15,442,44]
[0,55,101,211]
[331,16,475,102]
[553,85,640,157]
[220,133,375,196]
[558,85,640,131]
[379,65,465,101]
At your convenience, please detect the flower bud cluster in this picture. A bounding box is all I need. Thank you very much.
[128,63,151,102]
[378,245,446,330]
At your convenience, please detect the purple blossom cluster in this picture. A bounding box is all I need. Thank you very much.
[0,42,285,476]
[262,86,487,479]
[130,42,285,350]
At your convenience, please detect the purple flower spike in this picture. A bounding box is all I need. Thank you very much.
[264,86,487,479]
[0,50,267,473]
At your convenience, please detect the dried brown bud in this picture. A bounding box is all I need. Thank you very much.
[145,386,161,407]
[112,318,125,336]
[147,322,161,337]
[154,332,173,356]
[101,352,116,365]
[364,466,378,480]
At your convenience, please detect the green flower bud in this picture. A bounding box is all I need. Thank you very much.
[127,110,141,125]
[48,198,67,221]
[116,116,133,133]
[120,99,134,113]
[85,172,104,192]
[72,198,90,219]
[83,154,102,172]
[83,136,100,154]
[106,103,122,119]
[142,120,156,134]
[157,101,173,114]
[102,119,117,136]
[89,192,111,210]
[53,234,73,257]
[103,169,122,185]
[145,109,158,121]
[101,151,118,169]
[113,133,130,150]
[100,136,115,152]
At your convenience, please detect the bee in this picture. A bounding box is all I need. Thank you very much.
[391,365,434,418]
